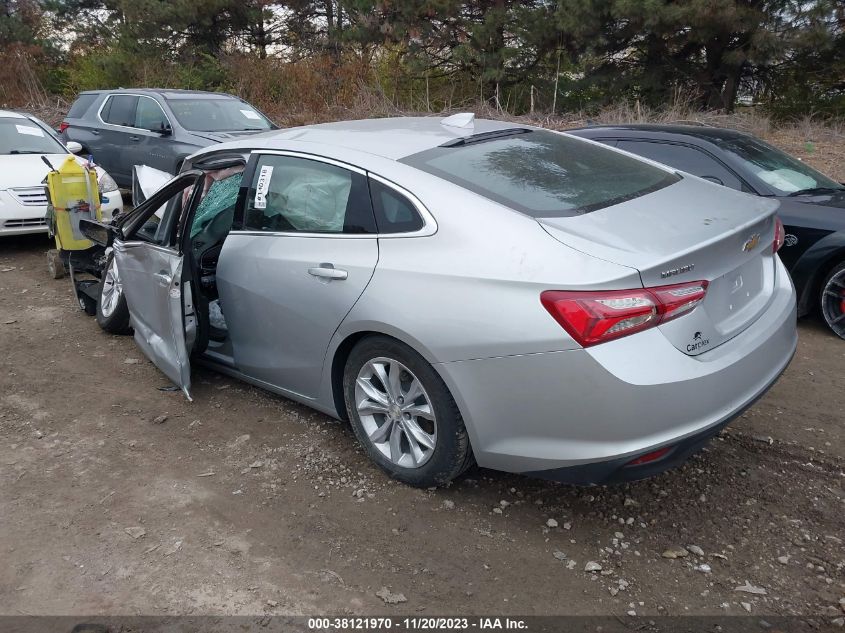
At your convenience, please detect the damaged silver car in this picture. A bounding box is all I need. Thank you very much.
[82,115,796,488]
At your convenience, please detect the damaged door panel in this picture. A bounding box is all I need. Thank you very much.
[116,242,192,398]
[114,171,204,398]
[113,150,379,402]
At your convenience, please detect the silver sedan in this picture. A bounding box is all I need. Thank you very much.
[88,114,797,487]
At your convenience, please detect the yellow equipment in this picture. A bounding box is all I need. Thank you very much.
[46,154,101,253]
[43,155,107,315]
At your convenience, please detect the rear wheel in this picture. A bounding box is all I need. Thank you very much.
[343,336,474,487]
[820,261,845,340]
[96,253,131,334]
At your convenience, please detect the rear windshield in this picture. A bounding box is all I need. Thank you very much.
[67,94,98,119]
[165,98,273,132]
[0,117,66,155]
[401,129,679,217]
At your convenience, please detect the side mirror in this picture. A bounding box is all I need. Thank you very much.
[701,175,725,186]
[79,218,121,247]
[157,122,172,137]
[66,141,83,154]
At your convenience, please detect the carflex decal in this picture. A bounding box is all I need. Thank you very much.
[686,331,711,352]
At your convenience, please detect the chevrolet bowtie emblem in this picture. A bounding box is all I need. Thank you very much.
[742,233,761,252]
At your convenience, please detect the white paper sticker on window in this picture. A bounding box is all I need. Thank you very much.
[16,124,44,137]
[254,165,274,209]
[240,109,261,120]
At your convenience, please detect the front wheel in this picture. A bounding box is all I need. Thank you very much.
[96,253,131,334]
[820,261,845,340]
[343,336,474,487]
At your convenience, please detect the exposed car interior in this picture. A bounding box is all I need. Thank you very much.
[185,166,244,353]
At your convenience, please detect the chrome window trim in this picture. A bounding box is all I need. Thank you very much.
[229,150,437,239]
[250,149,367,175]
[227,231,377,240]
[366,172,437,238]
[96,93,173,133]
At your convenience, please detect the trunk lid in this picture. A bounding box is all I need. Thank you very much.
[539,176,781,355]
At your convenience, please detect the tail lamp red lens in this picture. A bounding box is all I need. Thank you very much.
[541,280,709,347]
[58,122,70,134]
[772,216,785,253]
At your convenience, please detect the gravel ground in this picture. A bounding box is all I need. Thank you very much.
[0,235,843,621]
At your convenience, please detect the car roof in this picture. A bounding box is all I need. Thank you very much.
[0,110,28,119]
[235,116,531,161]
[78,88,238,100]
[567,123,751,144]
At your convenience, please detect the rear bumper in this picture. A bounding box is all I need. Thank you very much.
[436,258,797,481]
[523,349,792,484]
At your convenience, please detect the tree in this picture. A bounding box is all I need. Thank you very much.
[555,0,839,112]
[1,0,44,46]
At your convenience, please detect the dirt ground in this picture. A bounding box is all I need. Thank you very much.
[0,235,843,621]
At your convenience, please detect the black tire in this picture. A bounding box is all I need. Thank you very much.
[819,261,845,340]
[96,253,132,334]
[343,335,474,487]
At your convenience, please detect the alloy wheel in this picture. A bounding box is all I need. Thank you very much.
[821,267,845,339]
[354,357,437,468]
[100,257,122,318]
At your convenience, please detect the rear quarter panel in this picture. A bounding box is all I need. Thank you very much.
[63,94,108,154]
[327,161,644,365]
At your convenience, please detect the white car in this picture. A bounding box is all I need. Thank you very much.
[0,110,123,236]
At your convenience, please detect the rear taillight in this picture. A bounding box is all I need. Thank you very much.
[58,122,69,134]
[541,281,709,347]
[772,216,785,253]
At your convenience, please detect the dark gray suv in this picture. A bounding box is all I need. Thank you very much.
[60,89,276,189]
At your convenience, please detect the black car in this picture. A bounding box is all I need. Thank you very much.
[569,124,845,339]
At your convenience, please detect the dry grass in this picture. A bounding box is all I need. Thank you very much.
[762,119,845,182]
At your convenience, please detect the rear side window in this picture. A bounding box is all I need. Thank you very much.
[401,129,679,217]
[101,95,139,127]
[616,140,745,191]
[67,94,98,119]
[369,179,423,233]
[243,155,376,234]
[134,97,169,131]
